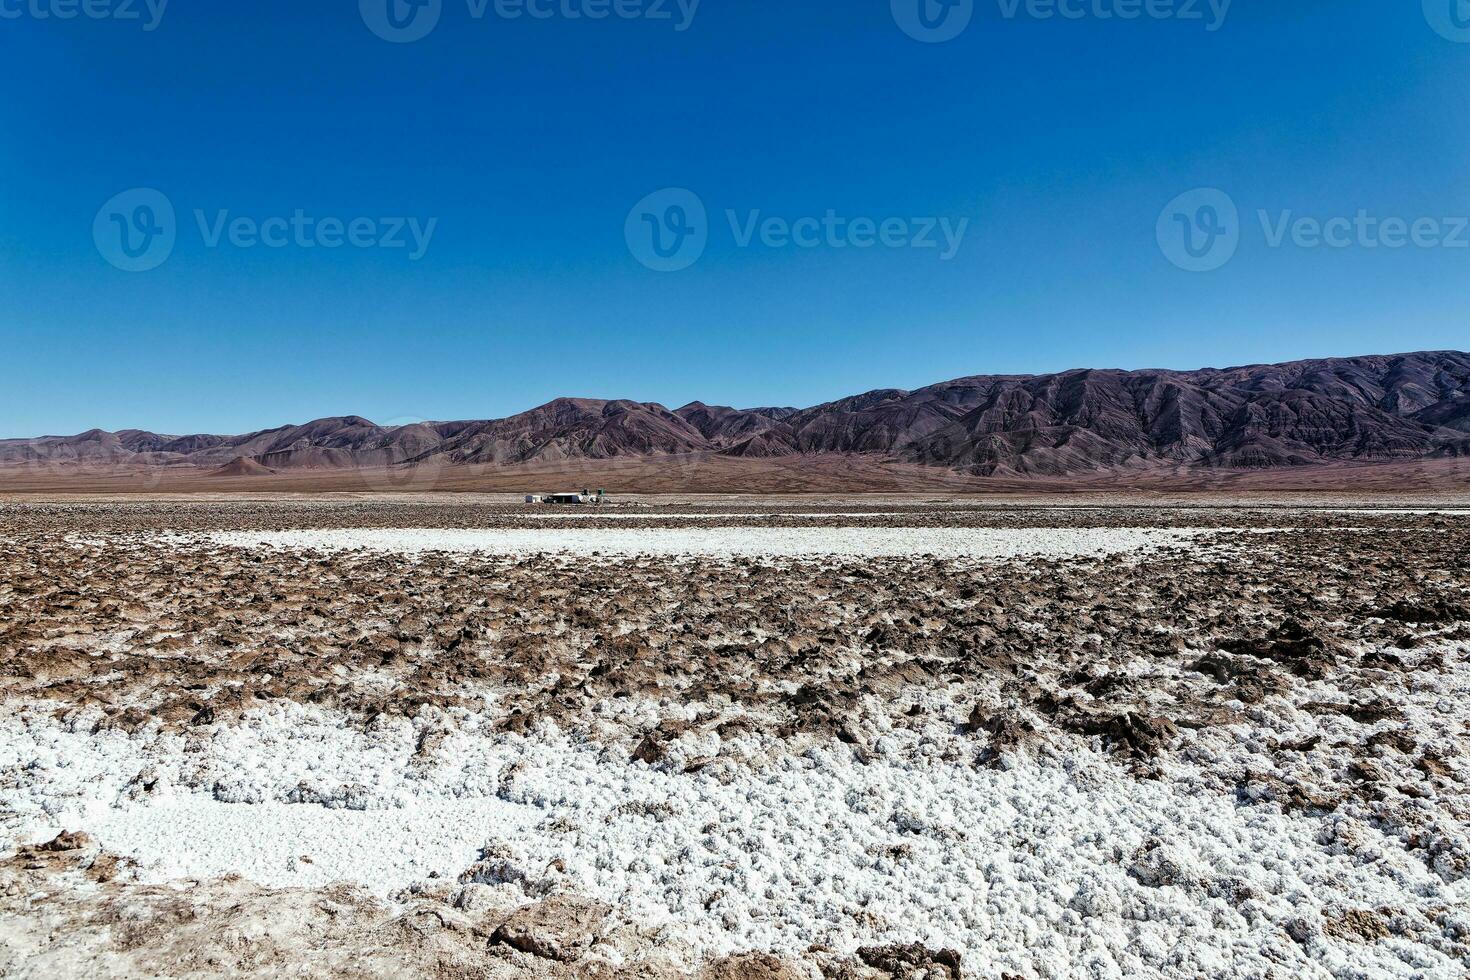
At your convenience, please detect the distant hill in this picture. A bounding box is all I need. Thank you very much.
[209,457,276,478]
[4,351,1468,478]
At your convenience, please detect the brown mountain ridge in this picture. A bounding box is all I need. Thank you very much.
[4,351,1469,479]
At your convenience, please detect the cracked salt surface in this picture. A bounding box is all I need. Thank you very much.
[506,512,917,519]
[202,526,1197,560]
[1291,509,1470,516]
[4,702,1466,978]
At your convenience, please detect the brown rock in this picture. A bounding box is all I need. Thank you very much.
[857,943,963,980]
[39,831,93,853]
[491,895,610,962]
[700,952,806,979]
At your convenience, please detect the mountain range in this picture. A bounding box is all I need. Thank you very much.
[4,351,1469,479]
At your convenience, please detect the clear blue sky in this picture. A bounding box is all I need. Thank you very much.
[2,1,1467,437]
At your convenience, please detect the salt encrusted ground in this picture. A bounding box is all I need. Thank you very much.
[2,500,1469,979]
[5,696,1469,978]
[204,526,1194,560]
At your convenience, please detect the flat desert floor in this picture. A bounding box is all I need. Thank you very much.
[2,495,1469,978]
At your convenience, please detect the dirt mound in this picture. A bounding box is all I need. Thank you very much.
[209,457,276,477]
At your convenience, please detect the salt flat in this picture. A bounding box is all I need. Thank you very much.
[7,699,1466,978]
[2,500,1468,979]
[205,526,1195,559]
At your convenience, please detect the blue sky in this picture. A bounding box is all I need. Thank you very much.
[2,1,1467,436]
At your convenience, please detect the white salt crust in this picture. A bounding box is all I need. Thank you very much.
[3,702,1466,978]
[1308,510,1470,516]
[505,512,917,520]
[201,527,1197,560]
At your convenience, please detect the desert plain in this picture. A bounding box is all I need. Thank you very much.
[1,492,1469,979]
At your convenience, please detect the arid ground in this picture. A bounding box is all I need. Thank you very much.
[2,494,1469,978]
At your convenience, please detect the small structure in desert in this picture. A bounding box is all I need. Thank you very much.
[525,490,607,506]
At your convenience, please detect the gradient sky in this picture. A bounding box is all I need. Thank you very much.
[2,1,1467,437]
